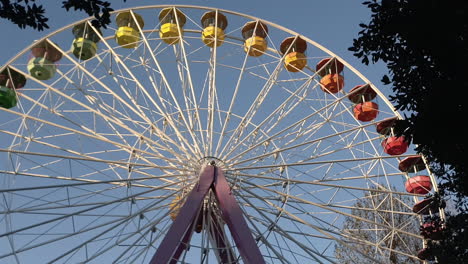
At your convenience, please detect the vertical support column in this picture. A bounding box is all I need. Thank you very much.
[149,166,214,264]
[149,165,265,264]
[209,212,236,263]
[169,221,196,264]
[213,168,266,264]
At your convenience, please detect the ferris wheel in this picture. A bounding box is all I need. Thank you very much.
[0,5,446,264]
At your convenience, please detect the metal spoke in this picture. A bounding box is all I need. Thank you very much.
[0,5,439,263]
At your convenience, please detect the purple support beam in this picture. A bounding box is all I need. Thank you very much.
[169,221,195,264]
[209,212,236,263]
[149,165,265,264]
[213,168,266,264]
[149,166,214,264]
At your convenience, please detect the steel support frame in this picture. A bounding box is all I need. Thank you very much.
[150,165,265,264]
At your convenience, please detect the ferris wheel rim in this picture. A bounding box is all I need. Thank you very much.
[1,4,401,118]
[0,4,442,263]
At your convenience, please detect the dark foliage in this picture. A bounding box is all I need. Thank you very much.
[350,0,468,199]
[0,0,48,30]
[0,0,126,31]
[62,0,119,28]
[424,212,468,262]
[350,0,468,262]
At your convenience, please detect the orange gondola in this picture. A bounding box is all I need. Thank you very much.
[353,101,379,122]
[319,73,344,94]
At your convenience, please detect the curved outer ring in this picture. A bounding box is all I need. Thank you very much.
[0,4,442,214]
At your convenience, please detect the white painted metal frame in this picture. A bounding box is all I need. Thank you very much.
[0,4,441,264]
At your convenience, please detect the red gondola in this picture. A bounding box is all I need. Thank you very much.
[405,175,432,195]
[315,58,344,77]
[348,84,377,104]
[375,118,397,135]
[417,248,432,260]
[382,136,408,155]
[31,41,63,62]
[398,155,425,172]
[0,68,26,89]
[420,221,444,240]
[412,196,445,215]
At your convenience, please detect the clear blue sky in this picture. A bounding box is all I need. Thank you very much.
[0,0,390,97]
